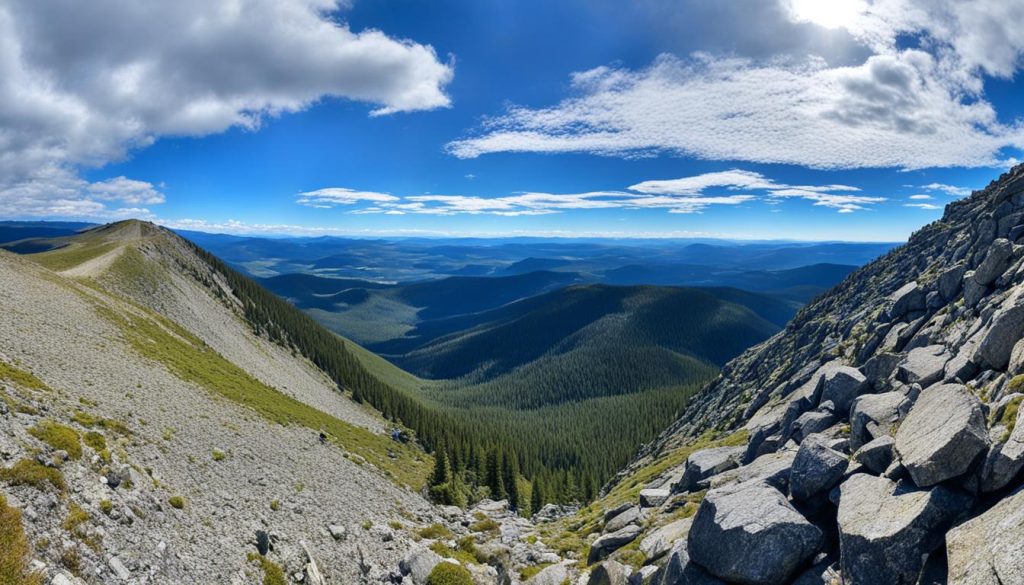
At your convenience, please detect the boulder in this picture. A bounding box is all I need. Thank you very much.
[674,447,744,493]
[894,383,990,487]
[526,563,571,585]
[975,295,1024,370]
[604,502,633,523]
[655,540,725,585]
[897,345,952,387]
[1010,339,1024,374]
[638,518,692,561]
[789,434,849,501]
[688,482,823,585]
[588,525,642,565]
[588,561,630,585]
[790,410,836,443]
[979,404,1024,492]
[888,282,925,320]
[604,506,641,534]
[944,351,978,382]
[819,366,867,414]
[973,238,1014,286]
[708,449,797,493]
[837,474,969,585]
[639,489,670,508]
[629,566,659,585]
[327,524,347,541]
[946,487,1024,585]
[852,436,895,475]
[938,263,967,301]
[400,548,444,585]
[963,271,987,308]
[849,392,911,450]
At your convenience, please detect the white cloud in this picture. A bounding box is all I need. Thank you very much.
[448,1,1024,169]
[628,170,779,195]
[908,194,933,200]
[297,188,400,208]
[904,202,942,209]
[0,0,453,218]
[920,183,974,197]
[315,169,875,216]
[87,176,165,205]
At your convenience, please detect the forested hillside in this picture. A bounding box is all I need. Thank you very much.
[189,241,789,508]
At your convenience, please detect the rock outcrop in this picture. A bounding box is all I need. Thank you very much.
[605,164,1024,585]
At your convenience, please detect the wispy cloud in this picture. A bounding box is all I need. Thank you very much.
[297,188,400,208]
[920,183,974,197]
[904,202,942,210]
[307,169,883,216]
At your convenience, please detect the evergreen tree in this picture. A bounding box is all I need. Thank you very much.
[485,448,505,499]
[530,476,543,516]
[503,450,520,511]
[431,443,450,487]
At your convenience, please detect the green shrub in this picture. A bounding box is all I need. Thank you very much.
[62,503,90,533]
[28,421,81,459]
[0,494,44,585]
[426,562,473,585]
[168,496,185,509]
[417,523,452,540]
[99,500,113,515]
[0,459,66,491]
[247,553,286,585]
[82,431,106,453]
[270,500,281,511]
[469,518,499,534]
[212,449,227,462]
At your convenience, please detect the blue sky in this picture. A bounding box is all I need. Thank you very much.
[2,0,1023,241]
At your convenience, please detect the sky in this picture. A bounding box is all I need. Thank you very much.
[1,0,1023,242]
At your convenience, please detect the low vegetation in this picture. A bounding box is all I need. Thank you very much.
[0,459,66,492]
[168,496,186,510]
[425,562,474,585]
[247,553,287,585]
[28,420,82,459]
[0,494,43,585]
[0,360,50,391]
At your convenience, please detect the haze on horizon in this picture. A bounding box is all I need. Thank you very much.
[1,0,1023,242]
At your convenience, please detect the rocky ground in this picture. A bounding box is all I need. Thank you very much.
[574,164,1024,584]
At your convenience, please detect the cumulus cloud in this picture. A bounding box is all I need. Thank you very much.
[448,1,1024,169]
[0,0,453,218]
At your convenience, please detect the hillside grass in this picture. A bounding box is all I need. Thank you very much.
[90,299,431,490]
[0,361,51,391]
[30,241,120,272]
[0,494,43,585]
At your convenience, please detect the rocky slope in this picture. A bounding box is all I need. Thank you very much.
[563,164,1024,584]
[0,224,447,584]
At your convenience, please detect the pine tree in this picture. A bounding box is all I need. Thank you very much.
[503,451,520,512]
[431,443,451,488]
[485,448,505,500]
[530,476,543,516]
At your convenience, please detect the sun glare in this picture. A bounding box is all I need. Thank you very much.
[785,0,866,30]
